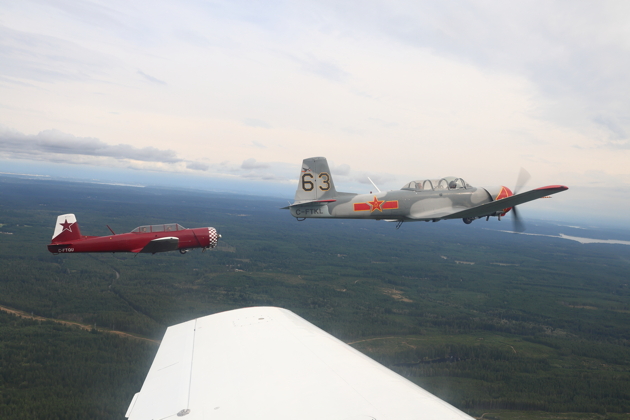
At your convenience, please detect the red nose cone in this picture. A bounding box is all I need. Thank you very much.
[496,186,513,215]
[496,186,513,200]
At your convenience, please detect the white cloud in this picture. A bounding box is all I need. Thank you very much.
[0,126,180,163]
[186,161,209,171]
[243,119,271,129]
[137,70,166,85]
[241,158,269,170]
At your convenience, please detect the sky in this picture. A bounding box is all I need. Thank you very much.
[1,0,629,224]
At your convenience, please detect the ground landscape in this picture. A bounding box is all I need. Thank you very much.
[1,174,629,420]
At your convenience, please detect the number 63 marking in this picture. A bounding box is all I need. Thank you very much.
[301,172,331,192]
[318,172,330,191]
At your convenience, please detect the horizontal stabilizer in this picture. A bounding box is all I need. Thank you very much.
[138,237,179,254]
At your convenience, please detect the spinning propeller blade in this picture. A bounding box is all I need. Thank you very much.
[512,167,530,232]
[512,206,525,232]
[514,167,531,195]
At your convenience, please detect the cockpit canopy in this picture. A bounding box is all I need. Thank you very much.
[401,176,471,191]
[131,223,186,234]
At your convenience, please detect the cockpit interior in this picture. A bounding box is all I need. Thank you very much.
[131,223,186,233]
[401,177,471,191]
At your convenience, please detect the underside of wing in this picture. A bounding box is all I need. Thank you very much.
[138,236,179,253]
[126,307,474,420]
[442,185,568,220]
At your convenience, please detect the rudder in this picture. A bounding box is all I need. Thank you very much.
[51,214,82,243]
[295,157,338,202]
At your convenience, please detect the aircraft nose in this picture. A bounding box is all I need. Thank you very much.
[208,227,220,248]
[498,186,514,199]
[498,186,514,215]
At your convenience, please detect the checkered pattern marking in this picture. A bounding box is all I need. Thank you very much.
[208,228,219,248]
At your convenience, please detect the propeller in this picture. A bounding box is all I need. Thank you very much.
[511,168,531,232]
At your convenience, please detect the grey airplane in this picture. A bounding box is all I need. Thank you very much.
[284,157,568,230]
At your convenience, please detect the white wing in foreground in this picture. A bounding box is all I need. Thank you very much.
[126,306,474,420]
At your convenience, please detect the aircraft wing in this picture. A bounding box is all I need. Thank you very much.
[126,306,474,420]
[136,236,179,253]
[441,185,568,220]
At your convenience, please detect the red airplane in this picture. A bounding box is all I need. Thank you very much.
[48,214,220,254]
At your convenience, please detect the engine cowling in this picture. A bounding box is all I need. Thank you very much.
[206,227,220,248]
[191,227,221,249]
[482,186,514,216]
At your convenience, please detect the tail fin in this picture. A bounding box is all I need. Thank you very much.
[51,214,82,243]
[295,157,338,202]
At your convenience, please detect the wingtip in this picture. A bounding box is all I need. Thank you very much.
[535,185,569,192]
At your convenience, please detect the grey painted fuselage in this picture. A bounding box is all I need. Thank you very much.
[290,188,493,221]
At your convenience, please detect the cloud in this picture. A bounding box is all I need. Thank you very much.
[243,118,271,128]
[594,115,627,140]
[186,161,209,171]
[0,25,113,83]
[354,172,397,186]
[241,158,269,169]
[0,127,180,163]
[0,124,300,182]
[174,29,211,48]
[325,1,630,131]
[287,53,350,83]
[368,117,399,129]
[215,159,297,183]
[603,141,630,151]
[137,70,166,85]
[332,163,351,176]
[326,161,400,192]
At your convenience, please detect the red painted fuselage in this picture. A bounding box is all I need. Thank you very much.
[48,215,220,254]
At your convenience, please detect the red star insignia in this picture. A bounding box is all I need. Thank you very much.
[60,219,73,232]
[368,196,384,212]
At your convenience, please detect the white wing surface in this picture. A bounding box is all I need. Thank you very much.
[126,306,474,420]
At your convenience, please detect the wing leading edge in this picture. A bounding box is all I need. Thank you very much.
[409,185,568,221]
[127,306,474,420]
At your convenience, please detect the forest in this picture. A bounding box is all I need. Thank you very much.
[1,174,629,420]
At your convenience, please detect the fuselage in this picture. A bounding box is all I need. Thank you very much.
[48,227,218,254]
[290,187,498,221]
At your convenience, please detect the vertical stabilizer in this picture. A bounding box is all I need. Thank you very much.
[294,157,338,202]
[51,214,81,243]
